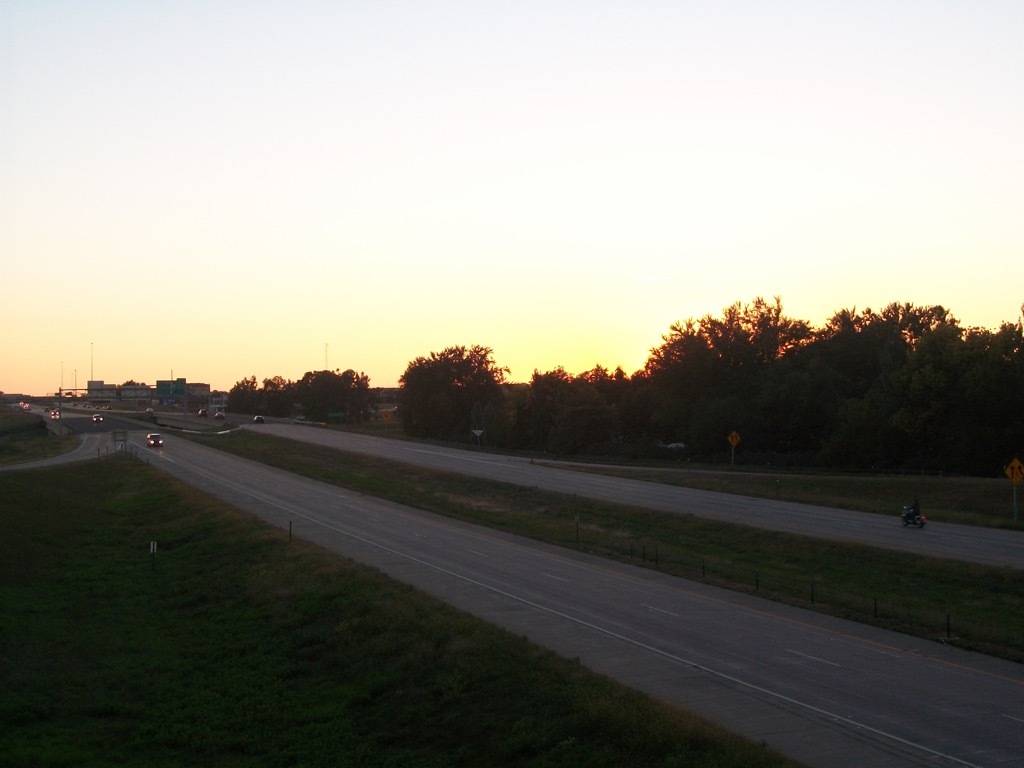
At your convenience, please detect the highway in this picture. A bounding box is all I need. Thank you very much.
[36,409,1024,571]
[9,415,1024,766]
[136,429,1024,767]
[257,422,1024,570]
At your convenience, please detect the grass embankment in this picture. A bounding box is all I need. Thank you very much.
[0,457,798,768]
[189,431,1024,661]
[0,409,76,465]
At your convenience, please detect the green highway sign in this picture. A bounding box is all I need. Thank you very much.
[156,379,186,397]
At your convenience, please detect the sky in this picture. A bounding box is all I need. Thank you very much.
[3,1,1023,396]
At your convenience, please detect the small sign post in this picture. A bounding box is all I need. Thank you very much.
[727,431,741,466]
[1004,458,1024,521]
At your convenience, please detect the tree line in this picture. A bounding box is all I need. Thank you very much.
[228,297,1024,477]
[227,369,372,424]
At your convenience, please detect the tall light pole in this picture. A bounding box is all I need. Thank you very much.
[90,342,94,381]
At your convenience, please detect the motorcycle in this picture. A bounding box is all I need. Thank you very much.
[900,505,926,528]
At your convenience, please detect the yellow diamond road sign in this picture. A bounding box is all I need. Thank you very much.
[1005,458,1024,485]
[728,431,741,448]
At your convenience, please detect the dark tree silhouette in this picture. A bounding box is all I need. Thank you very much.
[295,369,371,424]
[399,346,507,440]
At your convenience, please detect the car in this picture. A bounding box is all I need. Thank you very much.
[50,411,60,419]
[197,409,208,417]
[252,415,265,423]
[146,408,154,414]
[146,433,164,447]
[92,414,104,422]
[214,411,225,420]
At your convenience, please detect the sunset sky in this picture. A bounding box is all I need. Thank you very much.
[3,1,1022,396]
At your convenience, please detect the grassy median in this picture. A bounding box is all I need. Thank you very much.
[0,457,799,768]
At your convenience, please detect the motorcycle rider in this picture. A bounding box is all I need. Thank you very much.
[903,498,921,523]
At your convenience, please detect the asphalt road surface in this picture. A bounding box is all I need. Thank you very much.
[7,420,1024,766]
[48,414,1024,569]
[253,422,1024,570]
[138,431,1024,766]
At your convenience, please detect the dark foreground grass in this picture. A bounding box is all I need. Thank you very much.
[188,431,1024,661]
[0,457,799,768]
